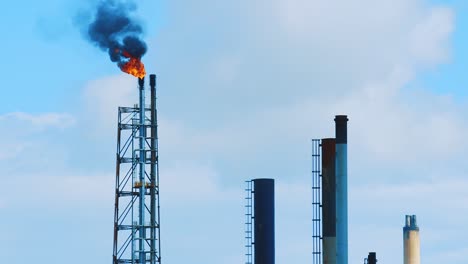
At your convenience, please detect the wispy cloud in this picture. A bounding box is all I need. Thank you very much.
[0,112,76,130]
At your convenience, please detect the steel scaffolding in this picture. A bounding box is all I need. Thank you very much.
[113,75,161,264]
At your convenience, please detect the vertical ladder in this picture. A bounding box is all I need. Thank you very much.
[245,180,254,264]
[312,139,322,264]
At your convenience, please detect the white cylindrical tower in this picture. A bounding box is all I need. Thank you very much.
[403,215,420,264]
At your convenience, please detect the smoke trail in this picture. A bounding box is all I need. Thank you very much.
[87,0,147,69]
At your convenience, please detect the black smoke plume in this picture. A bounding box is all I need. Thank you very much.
[87,0,147,66]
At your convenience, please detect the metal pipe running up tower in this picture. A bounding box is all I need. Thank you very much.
[113,75,161,264]
[335,115,348,264]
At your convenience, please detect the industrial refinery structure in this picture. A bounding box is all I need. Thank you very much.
[112,75,161,264]
[311,115,349,264]
[109,77,421,264]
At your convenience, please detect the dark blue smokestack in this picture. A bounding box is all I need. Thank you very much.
[253,178,275,264]
[86,0,147,68]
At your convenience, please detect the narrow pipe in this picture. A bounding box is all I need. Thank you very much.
[150,74,156,264]
[138,77,146,263]
[113,112,123,264]
[335,115,348,264]
[155,76,162,263]
[253,178,275,264]
[321,138,336,264]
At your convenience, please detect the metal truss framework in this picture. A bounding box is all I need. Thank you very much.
[113,76,161,264]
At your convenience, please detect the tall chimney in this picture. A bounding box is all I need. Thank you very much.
[403,215,420,264]
[253,178,275,264]
[321,138,336,264]
[149,74,159,264]
[137,76,146,264]
[335,115,348,264]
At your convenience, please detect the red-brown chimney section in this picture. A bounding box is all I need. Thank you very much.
[321,138,336,264]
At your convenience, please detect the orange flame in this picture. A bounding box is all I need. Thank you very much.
[117,50,146,78]
[120,57,146,78]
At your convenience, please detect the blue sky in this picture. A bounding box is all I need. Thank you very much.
[421,1,468,97]
[1,0,468,263]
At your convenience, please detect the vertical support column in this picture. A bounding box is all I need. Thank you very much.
[253,178,275,264]
[138,77,146,263]
[149,74,157,264]
[321,138,336,264]
[335,115,348,264]
[403,215,420,264]
[113,110,122,264]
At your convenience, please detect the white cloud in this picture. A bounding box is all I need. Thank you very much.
[276,180,314,262]
[156,80,467,167]
[352,178,468,215]
[0,112,75,162]
[341,85,468,163]
[160,161,242,206]
[409,6,454,66]
[0,172,115,212]
[146,0,460,167]
[0,112,76,131]
[82,74,138,133]
[0,142,28,160]
[427,246,468,263]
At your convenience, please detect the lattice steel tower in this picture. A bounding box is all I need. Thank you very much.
[113,74,161,264]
